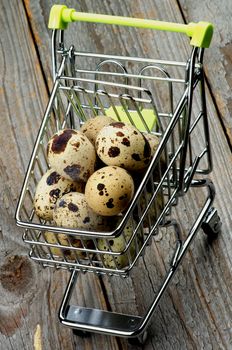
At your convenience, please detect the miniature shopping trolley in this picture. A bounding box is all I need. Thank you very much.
[15,4,221,343]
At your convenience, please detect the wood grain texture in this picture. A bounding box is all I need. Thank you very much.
[1,0,232,349]
[0,1,119,349]
[177,0,232,146]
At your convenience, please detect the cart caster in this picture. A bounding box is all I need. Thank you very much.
[72,329,91,338]
[128,330,148,346]
[202,207,221,241]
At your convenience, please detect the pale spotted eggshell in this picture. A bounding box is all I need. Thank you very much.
[85,166,134,216]
[97,217,144,269]
[47,129,96,182]
[80,115,115,145]
[95,122,151,171]
[53,192,110,231]
[34,168,84,221]
[143,133,160,157]
[43,231,93,260]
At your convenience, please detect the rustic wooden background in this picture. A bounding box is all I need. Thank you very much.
[0,1,232,349]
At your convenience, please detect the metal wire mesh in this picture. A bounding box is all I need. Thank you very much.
[16,50,211,275]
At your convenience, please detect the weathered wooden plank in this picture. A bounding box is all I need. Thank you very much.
[0,1,120,349]
[177,0,232,145]
[9,0,232,349]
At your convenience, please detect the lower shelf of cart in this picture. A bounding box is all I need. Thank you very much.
[60,305,143,337]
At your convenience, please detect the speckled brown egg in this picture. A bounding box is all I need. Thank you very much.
[85,166,134,216]
[95,122,151,171]
[34,168,84,221]
[143,132,166,178]
[143,133,161,157]
[47,129,96,182]
[80,115,115,145]
[97,217,144,269]
[43,231,94,260]
[53,192,110,231]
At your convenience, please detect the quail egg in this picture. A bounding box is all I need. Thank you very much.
[34,168,84,221]
[97,218,144,269]
[53,192,110,231]
[95,122,151,171]
[80,115,115,145]
[85,166,134,216]
[43,230,94,260]
[47,129,96,183]
[143,133,161,157]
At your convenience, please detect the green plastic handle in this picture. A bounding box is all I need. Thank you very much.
[48,5,213,48]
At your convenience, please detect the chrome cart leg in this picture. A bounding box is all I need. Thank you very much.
[59,269,144,338]
[58,179,219,340]
[128,179,219,335]
[128,329,148,346]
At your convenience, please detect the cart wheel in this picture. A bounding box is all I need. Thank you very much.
[72,329,91,338]
[128,330,148,345]
[202,207,221,240]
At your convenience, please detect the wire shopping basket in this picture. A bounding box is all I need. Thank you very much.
[15,4,221,343]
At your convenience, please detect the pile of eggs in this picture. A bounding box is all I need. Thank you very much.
[33,115,161,267]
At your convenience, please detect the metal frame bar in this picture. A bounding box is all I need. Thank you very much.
[59,178,215,338]
[14,23,219,340]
